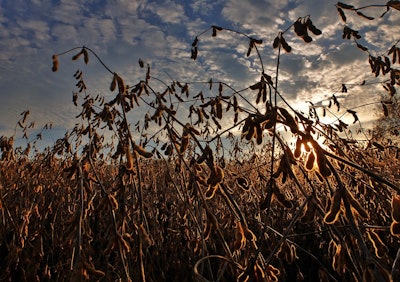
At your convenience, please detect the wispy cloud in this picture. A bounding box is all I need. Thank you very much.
[0,0,398,146]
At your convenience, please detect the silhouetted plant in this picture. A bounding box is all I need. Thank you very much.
[0,2,400,282]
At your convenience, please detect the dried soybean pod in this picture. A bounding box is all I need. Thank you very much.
[273,36,280,48]
[108,194,119,210]
[82,48,89,64]
[72,50,83,60]
[345,189,369,219]
[279,107,298,133]
[305,151,316,171]
[126,147,134,171]
[242,222,257,242]
[110,75,117,91]
[273,185,293,209]
[203,219,212,240]
[324,189,342,224]
[242,116,252,135]
[180,136,189,154]
[301,199,316,223]
[255,123,263,145]
[280,35,291,53]
[245,124,255,141]
[392,195,400,222]
[390,221,400,237]
[294,137,302,159]
[314,142,331,177]
[133,143,153,159]
[205,185,218,199]
[367,230,388,258]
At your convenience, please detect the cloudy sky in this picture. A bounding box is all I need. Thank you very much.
[0,0,399,149]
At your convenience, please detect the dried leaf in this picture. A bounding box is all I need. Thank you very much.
[337,7,347,22]
[110,75,117,92]
[249,82,262,90]
[138,59,144,68]
[82,48,89,64]
[273,36,280,48]
[192,36,198,47]
[347,109,358,123]
[388,0,400,11]
[280,36,292,52]
[306,18,322,35]
[72,51,82,61]
[382,103,389,117]
[52,54,59,72]
[356,43,368,51]
[279,107,298,133]
[191,47,198,60]
[337,2,354,9]
[73,92,78,106]
[294,20,307,37]
[211,25,223,37]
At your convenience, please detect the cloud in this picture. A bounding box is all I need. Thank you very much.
[0,0,398,148]
[144,1,187,24]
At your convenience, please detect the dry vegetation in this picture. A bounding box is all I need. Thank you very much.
[1,2,400,281]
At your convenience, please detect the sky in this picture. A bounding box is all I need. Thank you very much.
[1,0,399,151]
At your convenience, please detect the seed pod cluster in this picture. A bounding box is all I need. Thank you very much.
[265,264,280,282]
[272,146,296,185]
[242,110,277,145]
[260,178,293,210]
[180,123,199,155]
[191,36,198,60]
[294,19,312,43]
[293,17,321,43]
[272,32,291,53]
[207,164,224,188]
[72,47,89,64]
[324,187,369,224]
[246,37,263,57]
[250,75,271,105]
[278,241,297,264]
[342,26,361,40]
[278,107,299,134]
[233,221,256,251]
